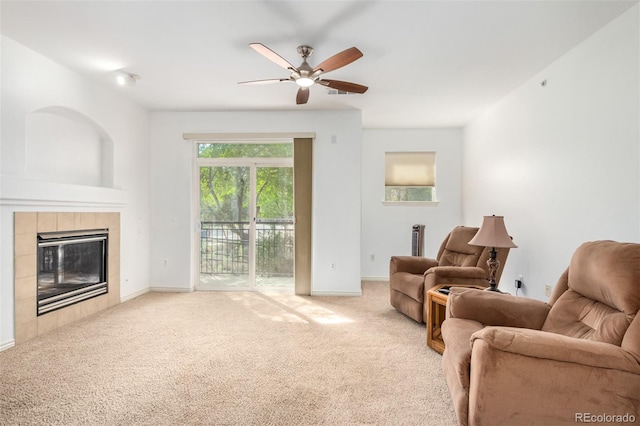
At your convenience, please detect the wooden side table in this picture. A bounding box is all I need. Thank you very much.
[426,284,486,353]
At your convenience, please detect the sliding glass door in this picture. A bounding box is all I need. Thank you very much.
[196,142,293,291]
[199,165,251,288]
[254,166,294,289]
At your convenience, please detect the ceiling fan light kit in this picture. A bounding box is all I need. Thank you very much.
[239,43,368,105]
[296,77,315,88]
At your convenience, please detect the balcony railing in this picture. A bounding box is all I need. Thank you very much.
[200,220,294,277]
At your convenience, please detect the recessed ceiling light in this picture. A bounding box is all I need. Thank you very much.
[116,72,140,86]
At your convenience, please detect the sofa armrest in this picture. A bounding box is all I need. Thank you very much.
[390,256,439,275]
[472,326,640,374]
[425,266,486,279]
[465,328,640,425]
[446,287,551,329]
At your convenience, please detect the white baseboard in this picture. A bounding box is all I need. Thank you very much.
[361,276,389,282]
[120,286,193,303]
[311,290,362,297]
[120,288,150,302]
[0,339,16,352]
[149,287,193,293]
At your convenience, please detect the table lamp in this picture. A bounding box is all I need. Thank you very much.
[468,215,517,292]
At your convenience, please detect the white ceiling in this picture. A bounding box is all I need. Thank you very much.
[1,0,637,128]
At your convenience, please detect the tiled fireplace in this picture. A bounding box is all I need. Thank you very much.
[14,212,120,345]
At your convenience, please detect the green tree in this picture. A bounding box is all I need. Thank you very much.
[200,166,249,222]
[199,143,293,223]
[256,167,293,220]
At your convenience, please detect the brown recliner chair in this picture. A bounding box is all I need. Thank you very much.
[389,226,510,323]
[442,240,640,426]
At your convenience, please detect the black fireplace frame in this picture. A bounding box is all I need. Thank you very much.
[36,228,109,316]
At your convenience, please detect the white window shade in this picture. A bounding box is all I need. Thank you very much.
[385,152,436,187]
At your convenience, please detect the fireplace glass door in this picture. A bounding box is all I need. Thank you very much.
[37,230,108,315]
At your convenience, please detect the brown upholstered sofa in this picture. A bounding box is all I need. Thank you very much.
[389,226,510,323]
[441,240,640,425]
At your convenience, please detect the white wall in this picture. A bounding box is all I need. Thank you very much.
[0,36,151,348]
[361,129,462,278]
[25,111,102,186]
[462,5,640,300]
[149,110,362,295]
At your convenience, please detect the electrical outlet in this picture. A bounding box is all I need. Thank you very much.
[515,275,524,289]
[330,262,336,270]
[545,284,552,297]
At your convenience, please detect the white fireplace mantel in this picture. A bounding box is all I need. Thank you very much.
[1,175,127,207]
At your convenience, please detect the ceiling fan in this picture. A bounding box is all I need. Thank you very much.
[238,43,368,105]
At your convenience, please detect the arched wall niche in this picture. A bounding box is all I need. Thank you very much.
[25,106,114,187]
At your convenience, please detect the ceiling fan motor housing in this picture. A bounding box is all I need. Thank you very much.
[297,45,313,58]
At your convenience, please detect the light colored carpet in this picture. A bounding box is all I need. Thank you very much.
[0,281,457,426]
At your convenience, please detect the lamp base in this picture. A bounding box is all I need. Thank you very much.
[485,249,504,293]
[485,278,505,293]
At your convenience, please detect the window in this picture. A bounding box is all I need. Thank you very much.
[384,152,437,202]
[197,142,293,158]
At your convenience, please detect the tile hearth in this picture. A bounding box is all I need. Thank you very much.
[13,212,120,345]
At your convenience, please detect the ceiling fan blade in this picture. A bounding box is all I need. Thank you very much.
[313,47,363,73]
[238,78,292,85]
[296,87,310,105]
[249,43,297,71]
[319,79,368,94]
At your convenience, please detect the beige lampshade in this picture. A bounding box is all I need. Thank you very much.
[468,215,518,248]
